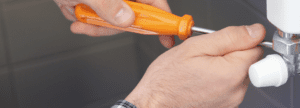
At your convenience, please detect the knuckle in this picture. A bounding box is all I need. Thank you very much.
[222,25,249,49]
[136,0,154,4]
[240,25,249,34]
[223,26,238,47]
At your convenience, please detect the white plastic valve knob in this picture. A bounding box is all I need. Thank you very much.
[249,54,289,87]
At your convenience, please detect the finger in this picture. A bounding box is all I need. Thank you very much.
[134,0,174,48]
[82,0,135,27]
[59,6,77,22]
[159,35,175,48]
[184,23,266,56]
[136,0,172,13]
[70,21,124,36]
[224,46,263,66]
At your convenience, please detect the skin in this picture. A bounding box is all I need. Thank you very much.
[55,1,266,107]
[54,0,175,48]
[125,23,266,108]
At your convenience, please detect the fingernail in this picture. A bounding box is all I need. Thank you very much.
[245,24,260,38]
[114,3,133,24]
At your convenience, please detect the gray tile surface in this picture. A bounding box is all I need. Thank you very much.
[0,30,6,66]
[13,37,139,108]
[253,81,291,108]
[3,0,124,63]
[0,67,16,108]
[292,74,300,107]
[168,0,209,46]
[210,0,276,42]
[240,84,283,108]
[0,0,297,107]
[0,0,13,3]
[83,92,130,108]
[169,0,209,28]
[0,4,6,66]
[244,0,266,14]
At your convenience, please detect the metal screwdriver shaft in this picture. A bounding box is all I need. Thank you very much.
[191,26,215,34]
[191,26,273,48]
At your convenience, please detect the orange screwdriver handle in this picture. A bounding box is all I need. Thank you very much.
[74,0,194,40]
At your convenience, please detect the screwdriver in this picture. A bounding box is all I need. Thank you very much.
[74,0,215,40]
[74,1,273,48]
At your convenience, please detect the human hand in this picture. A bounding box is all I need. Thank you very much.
[125,23,266,108]
[54,0,175,48]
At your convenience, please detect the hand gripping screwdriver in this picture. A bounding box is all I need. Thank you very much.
[74,0,215,40]
[74,0,272,48]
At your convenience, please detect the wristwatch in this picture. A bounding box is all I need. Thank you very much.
[111,100,137,108]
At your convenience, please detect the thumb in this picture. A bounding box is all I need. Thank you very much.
[184,23,266,56]
[83,0,135,27]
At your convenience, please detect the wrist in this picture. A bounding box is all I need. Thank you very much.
[124,88,150,108]
[124,85,171,108]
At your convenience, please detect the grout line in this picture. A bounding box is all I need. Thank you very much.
[0,3,19,108]
[254,87,287,108]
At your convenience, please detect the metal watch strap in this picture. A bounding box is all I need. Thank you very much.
[111,100,137,108]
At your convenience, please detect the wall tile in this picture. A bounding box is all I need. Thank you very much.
[3,0,124,63]
[83,92,130,108]
[0,4,6,66]
[168,0,209,46]
[0,28,6,66]
[210,0,276,42]
[2,0,297,107]
[0,67,16,108]
[13,37,140,108]
[244,0,266,14]
[240,84,285,108]
[168,0,209,28]
[292,74,300,107]
[0,0,13,3]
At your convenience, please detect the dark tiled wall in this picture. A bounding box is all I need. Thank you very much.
[0,0,164,108]
[0,0,296,108]
[0,31,6,66]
